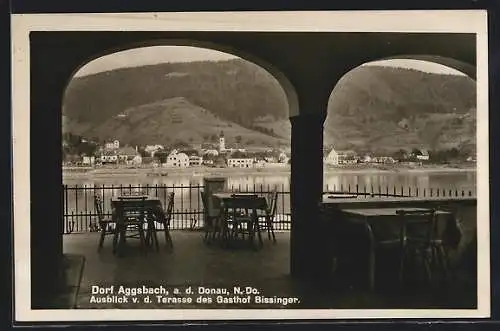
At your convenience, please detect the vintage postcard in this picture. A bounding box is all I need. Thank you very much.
[11,10,489,322]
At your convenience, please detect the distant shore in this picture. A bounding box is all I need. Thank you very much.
[62,163,477,179]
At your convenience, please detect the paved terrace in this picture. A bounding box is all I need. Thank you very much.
[61,230,476,310]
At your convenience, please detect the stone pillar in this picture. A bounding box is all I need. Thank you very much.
[30,41,65,308]
[30,99,64,308]
[289,112,329,280]
[203,177,227,217]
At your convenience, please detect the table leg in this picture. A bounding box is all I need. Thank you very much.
[254,211,263,248]
[369,243,375,290]
[365,222,376,290]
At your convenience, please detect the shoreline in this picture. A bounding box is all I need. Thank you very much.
[62,164,477,179]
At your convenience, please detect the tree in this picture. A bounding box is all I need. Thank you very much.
[393,149,408,161]
[235,135,242,144]
[155,151,169,164]
[411,148,422,156]
[171,140,191,149]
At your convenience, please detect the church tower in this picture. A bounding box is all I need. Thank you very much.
[219,131,225,151]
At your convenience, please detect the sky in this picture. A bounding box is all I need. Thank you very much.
[74,46,466,77]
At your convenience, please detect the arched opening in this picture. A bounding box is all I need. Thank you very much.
[323,57,477,304]
[62,45,292,181]
[324,58,476,195]
[61,45,295,306]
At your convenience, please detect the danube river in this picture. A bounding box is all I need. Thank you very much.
[63,168,477,193]
[62,167,477,230]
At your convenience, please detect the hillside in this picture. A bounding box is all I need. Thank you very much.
[63,59,287,130]
[323,66,476,153]
[86,97,289,147]
[63,59,476,153]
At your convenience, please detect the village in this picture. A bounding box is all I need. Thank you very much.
[63,129,476,170]
[63,132,291,169]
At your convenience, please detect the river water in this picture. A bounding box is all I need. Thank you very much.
[63,169,477,225]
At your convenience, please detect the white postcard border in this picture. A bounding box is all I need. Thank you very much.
[11,10,490,321]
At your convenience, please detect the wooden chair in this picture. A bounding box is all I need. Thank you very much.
[397,209,437,285]
[112,196,148,255]
[224,195,263,248]
[93,194,116,251]
[201,191,222,244]
[365,212,408,289]
[259,191,278,243]
[431,205,463,282]
[153,192,174,250]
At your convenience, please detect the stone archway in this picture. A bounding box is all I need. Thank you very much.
[29,31,477,307]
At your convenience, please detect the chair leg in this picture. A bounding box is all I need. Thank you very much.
[203,219,211,244]
[150,221,159,252]
[164,225,173,249]
[112,224,121,254]
[98,226,107,251]
[268,217,276,243]
[399,246,406,287]
[437,245,450,282]
[369,247,376,290]
[255,220,263,248]
[138,223,147,254]
[422,250,433,285]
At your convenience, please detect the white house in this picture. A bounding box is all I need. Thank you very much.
[82,156,95,166]
[337,150,358,164]
[255,160,266,168]
[227,158,254,168]
[278,152,289,164]
[105,139,120,150]
[416,149,430,161]
[324,148,339,165]
[372,156,397,164]
[145,144,164,156]
[116,146,140,164]
[362,155,372,163]
[189,155,203,167]
[128,155,142,165]
[166,150,189,168]
[100,152,118,164]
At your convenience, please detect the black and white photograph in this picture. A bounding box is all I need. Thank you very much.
[11,10,489,321]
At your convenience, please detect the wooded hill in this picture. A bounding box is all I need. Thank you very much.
[63,59,476,153]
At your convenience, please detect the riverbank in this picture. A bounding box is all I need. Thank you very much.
[62,163,476,179]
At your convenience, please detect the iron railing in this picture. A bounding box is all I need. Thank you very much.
[62,183,476,234]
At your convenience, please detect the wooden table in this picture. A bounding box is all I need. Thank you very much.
[340,207,457,289]
[111,196,164,254]
[212,192,268,248]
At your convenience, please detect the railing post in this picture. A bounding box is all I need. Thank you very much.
[75,184,79,218]
[83,184,88,230]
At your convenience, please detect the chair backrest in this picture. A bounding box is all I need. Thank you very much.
[266,191,279,216]
[435,205,463,249]
[93,194,105,224]
[164,192,175,225]
[397,209,436,247]
[200,190,209,215]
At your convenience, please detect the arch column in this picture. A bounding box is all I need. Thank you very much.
[289,100,329,279]
[30,41,67,308]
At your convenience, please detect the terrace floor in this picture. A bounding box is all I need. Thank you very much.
[63,230,476,310]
